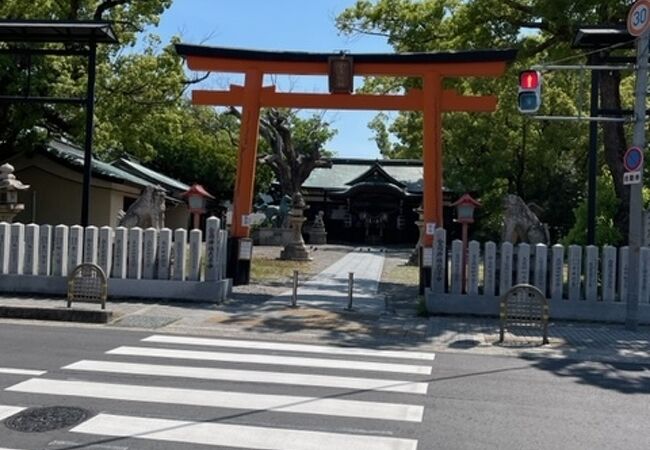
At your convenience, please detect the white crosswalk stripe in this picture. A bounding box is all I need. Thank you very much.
[72,413,418,450]
[142,334,435,360]
[0,405,25,420]
[107,345,432,374]
[2,335,435,449]
[8,378,424,421]
[64,360,429,394]
[0,367,46,376]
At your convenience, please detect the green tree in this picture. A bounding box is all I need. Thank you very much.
[229,108,336,205]
[337,0,635,243]
[0,1,240,203]
[563,170,623,246]
[0,0,174,156]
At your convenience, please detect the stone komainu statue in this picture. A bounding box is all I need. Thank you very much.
[117,185,166,229]
[501,194,550,245]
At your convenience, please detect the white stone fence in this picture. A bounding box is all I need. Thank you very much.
[0,217,231,302]
[425,228,650,324]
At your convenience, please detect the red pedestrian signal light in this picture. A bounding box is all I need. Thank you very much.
[518,70,542,113]
[519,71,540,89]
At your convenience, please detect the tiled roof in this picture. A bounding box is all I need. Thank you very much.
[302,159,424,193]
[44,140,154,188]
[42,140,189,196]
[113,158,190,193]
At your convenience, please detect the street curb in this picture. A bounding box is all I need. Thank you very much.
[0,306,113,324]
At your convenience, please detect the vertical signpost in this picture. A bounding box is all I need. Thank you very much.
[626,0,650,330]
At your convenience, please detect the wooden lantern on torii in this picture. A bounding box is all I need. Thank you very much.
[175,44,516,285]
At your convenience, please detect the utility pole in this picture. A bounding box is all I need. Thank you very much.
[626,29,648,331]
[625,0,650,330]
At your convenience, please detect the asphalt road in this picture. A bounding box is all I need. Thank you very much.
[0,322,647,450]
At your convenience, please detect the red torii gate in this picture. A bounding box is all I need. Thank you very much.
[176,44,516,284]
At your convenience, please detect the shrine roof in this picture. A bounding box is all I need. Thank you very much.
[175,44,517,65]
[303,158,429,193]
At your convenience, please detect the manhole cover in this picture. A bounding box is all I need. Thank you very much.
[4,406,90,432]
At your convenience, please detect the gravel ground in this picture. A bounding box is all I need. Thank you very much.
[231,244,353,300]
[378,247,420,315]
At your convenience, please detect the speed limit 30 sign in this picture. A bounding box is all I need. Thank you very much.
[628,0,650,36]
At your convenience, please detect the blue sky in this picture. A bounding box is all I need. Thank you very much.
[147,0,394,159]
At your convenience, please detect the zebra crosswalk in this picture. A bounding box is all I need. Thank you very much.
[1,334,435,449]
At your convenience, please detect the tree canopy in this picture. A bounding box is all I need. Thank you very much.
[338,0,638,244]
[0,0,238,201]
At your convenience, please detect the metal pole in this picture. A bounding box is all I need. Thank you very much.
[346,272,354,310]
[626,32,648,331]
[531,64,634,71]
[81,41,97,227]
[461,223,468,294]
[291,270,298,307]
[587,55,600,246]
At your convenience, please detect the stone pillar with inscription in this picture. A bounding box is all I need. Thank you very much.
[618,246,629,303]
[143,228,158,280]
[639,247,650,304]
[127,227,143,280]
[499,242,513,295]
[112,227,128,279]
[205,217,221,282]
[52,225,68,277]
[483,241,496,297]
[0,222,9,274]
[467,240,480,295]
[533,243,547,295]
[67,225,83,275]
[189,229,202,281]
[585,245,598,302]
[568,245,582,301]
[173,228,187,281]
[98,226,113,277]
[38,224,52,276]
[158,228,172,280]
[24,223,39,275]
[431,228,447,293]
[450,239,463,294]
[84,226,98,264]
[602,245,617,302]
[550,244,564,300]
[516,243,530,285]
[9,222,24,274]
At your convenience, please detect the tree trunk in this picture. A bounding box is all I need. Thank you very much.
[599,70,629,241]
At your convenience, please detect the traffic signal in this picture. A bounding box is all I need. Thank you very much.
[518,70,542,113]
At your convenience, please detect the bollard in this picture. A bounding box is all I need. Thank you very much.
[291,269,299,307]
[345,272,354,311]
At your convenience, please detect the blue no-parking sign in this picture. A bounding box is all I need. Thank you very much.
[624,146,644,172]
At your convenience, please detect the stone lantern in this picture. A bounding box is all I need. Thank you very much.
[0,163,30,223]
[280,192,312,261]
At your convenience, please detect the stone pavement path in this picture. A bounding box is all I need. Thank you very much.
[266,248,386,313]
